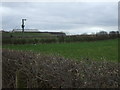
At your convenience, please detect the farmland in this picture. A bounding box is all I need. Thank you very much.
[3,39,118,62]
[2,32,119,88]
[2,32,57,38]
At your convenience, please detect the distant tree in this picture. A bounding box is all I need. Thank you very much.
[109,31,116,34]
[116,31,120,37]
[96,31,108,36]
[81,33,88,36]
[109,31,119,38]
[116,31,119,34]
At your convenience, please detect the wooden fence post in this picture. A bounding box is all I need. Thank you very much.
[16,70,27,88]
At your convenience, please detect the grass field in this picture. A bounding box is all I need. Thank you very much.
[3,39,118,62]
[2,32,56,37]
[2,32,57,39]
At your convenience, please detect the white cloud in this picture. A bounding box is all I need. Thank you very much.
[1,2,118,34]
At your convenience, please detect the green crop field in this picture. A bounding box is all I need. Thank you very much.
[3,39,118,62]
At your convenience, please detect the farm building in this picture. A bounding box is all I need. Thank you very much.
[12,29,66,36]
[12,29,40,33]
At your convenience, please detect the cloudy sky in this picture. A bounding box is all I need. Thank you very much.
[1,2,118,35]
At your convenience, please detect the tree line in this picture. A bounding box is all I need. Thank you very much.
[2,30,119,44]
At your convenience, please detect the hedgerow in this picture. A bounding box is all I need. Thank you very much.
[2,49,119,88]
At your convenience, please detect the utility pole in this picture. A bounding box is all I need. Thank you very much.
[21,19,26,33]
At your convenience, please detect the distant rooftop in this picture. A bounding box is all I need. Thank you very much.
[12,29,39,32]
[12,29,66,36]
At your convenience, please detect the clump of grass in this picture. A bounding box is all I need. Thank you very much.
[2,49,119,88]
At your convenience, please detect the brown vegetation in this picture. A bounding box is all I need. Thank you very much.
[2,49,119,88]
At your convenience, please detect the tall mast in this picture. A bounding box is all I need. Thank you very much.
[21,19,26,33]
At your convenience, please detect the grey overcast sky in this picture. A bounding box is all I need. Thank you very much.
[1,2,118,35]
